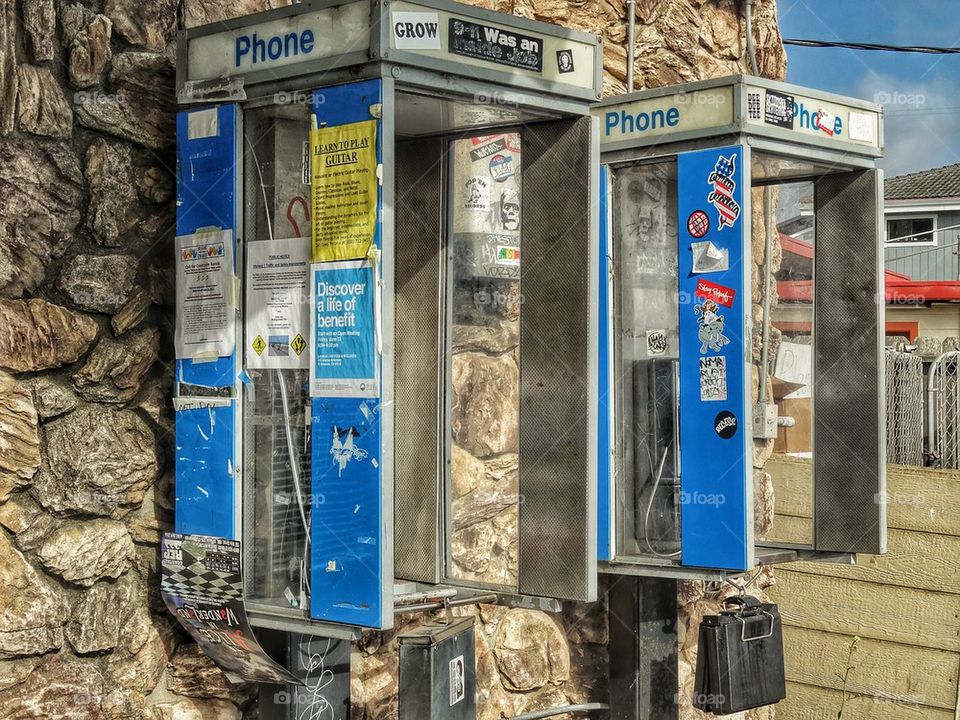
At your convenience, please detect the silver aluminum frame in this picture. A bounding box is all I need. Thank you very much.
[600,118,883,580]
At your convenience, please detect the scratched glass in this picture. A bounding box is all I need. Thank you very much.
[752,155,815,547]
[241,103,316,610]
[447,133,522,590]
[611,160,682,560]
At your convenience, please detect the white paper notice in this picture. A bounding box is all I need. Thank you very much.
[848,111,876,144]
[774,340,812,398]
[175,230,235,362]
[245,237,311,369]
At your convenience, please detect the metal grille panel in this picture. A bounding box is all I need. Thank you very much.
[885,349,924,466]
[931,351,960,469]
[394,136,444,584]
[813,169,886,554]
[518,116,596,600]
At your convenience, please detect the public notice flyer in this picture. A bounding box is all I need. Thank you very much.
[309,259,378,398]
[160,533,301,685]
[310,119,378,263]
[175,229,236,362]
[244,237,310,370]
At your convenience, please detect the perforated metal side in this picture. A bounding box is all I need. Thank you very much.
[394,136,444,583]
[813,169,886,555]
[518,116,597,600]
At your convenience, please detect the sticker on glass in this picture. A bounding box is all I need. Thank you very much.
[498,187,520,231]
[496,245,521,266]
[464,176,490,211]
[699,355,727,402]
[695,299,730,354]
[647,329,668,356]
[489,153,515,182]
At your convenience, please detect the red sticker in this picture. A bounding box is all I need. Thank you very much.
[687,210,710,238]
[695,278,735,308]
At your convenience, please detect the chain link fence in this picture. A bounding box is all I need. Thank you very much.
[885,349,925,466]
[928,351,960,469]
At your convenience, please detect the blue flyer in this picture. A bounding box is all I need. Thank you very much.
[309,259,378,398]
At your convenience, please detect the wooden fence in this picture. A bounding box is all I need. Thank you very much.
[765,455,960,720]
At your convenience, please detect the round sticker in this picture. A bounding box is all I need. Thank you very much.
[688,210,710,239]
[714,410,737,439]
[489,154,515,182]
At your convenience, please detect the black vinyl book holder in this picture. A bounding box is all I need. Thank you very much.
[694,595,787,715]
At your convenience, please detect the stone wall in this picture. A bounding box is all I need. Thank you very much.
[0,0,785,718]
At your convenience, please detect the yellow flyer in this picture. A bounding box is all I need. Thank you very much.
[310,120,378,262]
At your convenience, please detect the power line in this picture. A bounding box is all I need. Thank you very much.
[783,38,960,54]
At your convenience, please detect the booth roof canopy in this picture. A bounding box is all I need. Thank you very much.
[886,162,960,201]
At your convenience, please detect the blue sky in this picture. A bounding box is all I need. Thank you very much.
[778,0,960,178]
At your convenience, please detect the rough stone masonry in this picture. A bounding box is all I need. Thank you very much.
[0,0,785,717]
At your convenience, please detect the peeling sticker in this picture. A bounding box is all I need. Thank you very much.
[359,402,372,421]
[370,457,379,468]
[326,560,338,572]
[357,536,375,545]
[331,426,368,476]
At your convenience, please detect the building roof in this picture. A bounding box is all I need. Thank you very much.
[885,162,960,201]
[778,234,960,304]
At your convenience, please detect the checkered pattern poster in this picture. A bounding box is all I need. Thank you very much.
[161,533,300,685]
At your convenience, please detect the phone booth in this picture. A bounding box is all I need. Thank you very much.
[596,76,886,578]
[172,0,601,642]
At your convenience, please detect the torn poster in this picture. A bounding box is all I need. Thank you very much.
[161,533,301,685]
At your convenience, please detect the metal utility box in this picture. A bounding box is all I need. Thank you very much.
[595,76,886,579]
[398,617,477,720]
[173,0,601,635]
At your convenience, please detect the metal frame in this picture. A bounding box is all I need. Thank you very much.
[599,87,885,577]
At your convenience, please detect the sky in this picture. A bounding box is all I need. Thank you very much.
[778,0,960,178]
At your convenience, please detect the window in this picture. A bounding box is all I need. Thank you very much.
[886,215,936,246]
